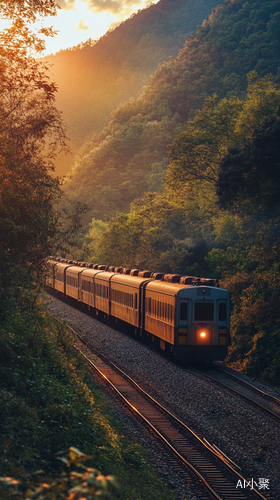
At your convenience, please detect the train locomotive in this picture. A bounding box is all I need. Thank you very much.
[46,258,230,362]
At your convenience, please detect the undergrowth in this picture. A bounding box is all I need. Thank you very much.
[0,290,176,500]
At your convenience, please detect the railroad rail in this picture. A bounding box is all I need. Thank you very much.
[64,323,272,500]
[187,366,280,422]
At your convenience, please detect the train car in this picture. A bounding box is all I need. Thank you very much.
[54,261,73,295]
[144,275,230,362]
[65,264,87,301]
[110,271,153,330]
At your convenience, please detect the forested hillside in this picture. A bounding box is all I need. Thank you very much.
[65,0,280,220]
[46,0,218,174]
[81,74,280,385]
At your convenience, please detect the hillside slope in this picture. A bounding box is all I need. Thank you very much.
[65,0,280,219]
[47,0,219,174]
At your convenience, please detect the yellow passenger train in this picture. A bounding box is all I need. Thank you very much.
[46,258,230,362]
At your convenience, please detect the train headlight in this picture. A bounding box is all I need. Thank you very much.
[195,323,212,345]
[197,325,211,344]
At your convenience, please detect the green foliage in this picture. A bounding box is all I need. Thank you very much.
[83,192,208,275]
[207,82,280,386]
[0,0,67,314]
[66,0,280,219]
[218,269,280,385]
[217,109,280,212]
[0,293,176,500]
[83,219,108,263]
[0,447,116,500]
[0,297,109,475]
[54,200,90,260]
[167,74,280,193]
[207,208,280,384]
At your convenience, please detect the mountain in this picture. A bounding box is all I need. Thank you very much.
[65,0,280,220]
[46,0,219,175]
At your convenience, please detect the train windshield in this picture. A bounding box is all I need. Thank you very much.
[195,303,214,321]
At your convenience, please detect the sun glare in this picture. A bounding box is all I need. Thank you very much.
[9,0,159,55]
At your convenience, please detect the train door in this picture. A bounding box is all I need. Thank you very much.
[177,299,188,345]
[78,271,82,302]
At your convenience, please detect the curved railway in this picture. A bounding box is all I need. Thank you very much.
[64,322,273,500]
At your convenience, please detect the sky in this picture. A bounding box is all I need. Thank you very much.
[35,0,159,55]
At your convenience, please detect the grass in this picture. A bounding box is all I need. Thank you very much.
[0,290,177,500]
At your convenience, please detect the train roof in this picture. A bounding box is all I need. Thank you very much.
[53,261,73,270]
[146,280,190,296]
[94,271,116,281]
[81,269,106,278]
[65,265,87,274]
[146,280,228,297]
[111,273,153,288]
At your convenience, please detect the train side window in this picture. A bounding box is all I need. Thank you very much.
[219,303,226,322]
[180,302,188,321]
[67,275,78,287]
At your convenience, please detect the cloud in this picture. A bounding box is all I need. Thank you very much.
[57,0,77,11]
[109,20,122,29]
[76,19,89,30]
[82,0,146,15]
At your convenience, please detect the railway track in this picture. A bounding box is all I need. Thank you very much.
[65,323,273,500]
[187,365,280,422]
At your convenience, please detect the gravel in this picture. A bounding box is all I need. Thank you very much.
[46,293,280,500]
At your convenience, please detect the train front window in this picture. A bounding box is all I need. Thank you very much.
[195,303,214,321]
[180,302,188,321]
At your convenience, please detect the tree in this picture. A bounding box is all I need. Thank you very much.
[0,1,57,21]
[0,0,67,312]
[83,192,203,274]
[166,95,242,189]
[216,109,280,213]
[164,75,280,231]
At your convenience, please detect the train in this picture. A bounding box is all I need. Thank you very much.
[46,258,230,362]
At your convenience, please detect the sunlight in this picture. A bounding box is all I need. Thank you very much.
[0,0,159,55]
